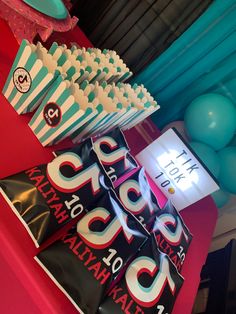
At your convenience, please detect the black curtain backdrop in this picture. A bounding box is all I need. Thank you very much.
[72,0,213,75]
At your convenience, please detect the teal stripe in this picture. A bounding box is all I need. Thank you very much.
[88,91,95,102]
[66,66,76,80]
[2,40,28,94]
[80,80,89,90]
[71,104,103,139]
[53,107,94,143]
[120,109,140,126]
[96,112,118,132]
[120,110,143,127]
[101,81,107,89]
[118,72,130,82]
[87,112,116,135]
[48,42,59,55]
[57,53,67,66]
[71,114,97,140]
[77,55,83,62]
[75,69,85,83]
[111,109,130,128]
[39,101,80,143]
[109,107,129,126]
[90,69,102,83]
[75,113,108,138]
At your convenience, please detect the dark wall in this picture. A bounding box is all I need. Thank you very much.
[195,240,236,314]
[72,0,213,75]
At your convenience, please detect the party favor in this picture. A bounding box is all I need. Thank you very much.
[93,128,138,183]
[115,167,160,229]
[71,83,122,141]
[151,200,193,272]
[28,76,98,146]
[0,139,112,246]
[35,190,149,313]
[98,234,184,314]
[2,40,59,114]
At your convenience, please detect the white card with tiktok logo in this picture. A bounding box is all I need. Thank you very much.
[136,128,219,211]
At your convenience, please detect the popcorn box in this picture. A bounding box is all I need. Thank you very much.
[2,40,59,114]
[29,76,95,146]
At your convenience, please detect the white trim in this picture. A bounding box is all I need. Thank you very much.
[0,187,39,248]
[52,151,58,158]
[34,257,85,314]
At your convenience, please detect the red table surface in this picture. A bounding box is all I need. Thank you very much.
[0,19,218,314]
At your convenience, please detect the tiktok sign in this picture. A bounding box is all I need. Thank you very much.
[136,128,219,211]
[98,235,184,314]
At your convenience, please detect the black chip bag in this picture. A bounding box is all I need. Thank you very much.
[151,200,193,272]
[115,167,160,229]
[93,128,138,183]
[35,190,149,313]
[0,139,112,246]
[98,234,184,314]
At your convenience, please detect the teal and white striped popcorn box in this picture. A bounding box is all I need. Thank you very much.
[85,83,137,136]
[50,82,97,145]
[48,42,67,61]
[71,84,116,142]
[2,40,60,114]
[71,103,107,143]
[75,54,107,84]
[99,84,136,133]
[121,84,160,130]
[101,49,133,82]
[28,76,95,146]
[122,102,159,130]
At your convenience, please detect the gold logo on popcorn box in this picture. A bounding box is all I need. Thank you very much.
[43,103,62,127]
[13,67,32,93]
[136,128,219,211]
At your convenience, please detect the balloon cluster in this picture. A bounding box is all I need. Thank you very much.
[162,93,236,209]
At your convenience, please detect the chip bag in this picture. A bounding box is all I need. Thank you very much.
[0,139,111,246]
[115,167,160,229]
[151,200,193,272]
[93,128,137,183]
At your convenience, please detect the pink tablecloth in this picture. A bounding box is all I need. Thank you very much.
[0,0,78,42]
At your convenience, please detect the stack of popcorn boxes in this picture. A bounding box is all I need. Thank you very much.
[2,40,160,146]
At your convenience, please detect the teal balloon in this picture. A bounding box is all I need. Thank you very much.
[184,93,236,150]
[189,141,220,178]
[229,134,236,146]
[211,189,230,208]
[218,146,236,194]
